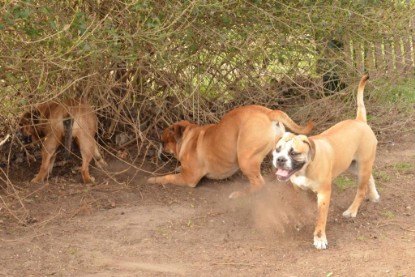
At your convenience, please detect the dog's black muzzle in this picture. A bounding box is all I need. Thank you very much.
[16,132,32,145]
[158,151,173,162]
[157,143,174,162]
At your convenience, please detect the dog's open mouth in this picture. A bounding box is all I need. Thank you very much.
[275,167,299,182]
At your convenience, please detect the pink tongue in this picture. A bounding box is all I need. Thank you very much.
[276,169,290,177]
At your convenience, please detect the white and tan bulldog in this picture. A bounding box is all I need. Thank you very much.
[272,75,380,249]
[148,105,314,198]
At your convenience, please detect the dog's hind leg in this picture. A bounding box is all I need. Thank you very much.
[78,135,96,184]
[347,161,380,203]
[93,144,107,168]
[367,174,380,202]
[229,155,265,199]
[31,136,60,183]
[343,162,378,217]
[48,152,57,174]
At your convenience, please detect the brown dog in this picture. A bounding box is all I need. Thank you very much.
[148,105,314,198]
[272,75,380,249]
[18,99,107,183]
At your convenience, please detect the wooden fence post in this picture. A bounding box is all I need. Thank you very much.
[355,41,365,74]
[411,15,415,73]
[403,36,413,74]
[384,39,394,76]
[374,40,385,77]
[394,37,405,74]
[364,41,375,75]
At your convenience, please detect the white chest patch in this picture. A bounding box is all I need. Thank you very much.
[290,175,318,192]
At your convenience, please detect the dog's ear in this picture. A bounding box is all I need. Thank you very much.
[172,120,191,141]
[303,138,316,161]
[22,109,41,124]
[19,112,31,125]
[281,132,295,142]
[31,109,41,123]
[294,135,315,161]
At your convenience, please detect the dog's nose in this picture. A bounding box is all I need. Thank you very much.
[277,156,287,165]
[16,132,32,144]
[157,143,172,161]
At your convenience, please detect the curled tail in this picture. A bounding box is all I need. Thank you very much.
[63,116,74,157]
[267,110,314,134]
[356,74,369,122]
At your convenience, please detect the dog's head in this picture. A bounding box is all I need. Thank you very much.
[157,120,192,160]
[272,132,315,181]
[17,110,42,144]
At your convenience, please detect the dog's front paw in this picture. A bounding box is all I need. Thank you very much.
[313,235,328,250]
[342,209,357,218]
[30,176,43,184]
[228,190,247,199]
[98,160,108,169]
[83,176,96,184]
[147,177,158,184]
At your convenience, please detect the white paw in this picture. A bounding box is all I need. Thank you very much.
[229,190,246,199]
[147,177,157,184]
[369,192,380,203]
[342,209,357,218]
[313,236,328,250]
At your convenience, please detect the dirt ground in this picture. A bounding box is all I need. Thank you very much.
[0,129,414,277]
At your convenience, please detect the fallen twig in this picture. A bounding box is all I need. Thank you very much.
[0,134,10,147]
[211,262,256,267]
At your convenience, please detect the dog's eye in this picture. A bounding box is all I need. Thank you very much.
[289,149,299,156]
[275,146,281,153]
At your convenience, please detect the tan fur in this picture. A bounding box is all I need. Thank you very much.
[356,74,369,122]
[18,99,107,184]
[273,75,379,249]
[148,105,314,198]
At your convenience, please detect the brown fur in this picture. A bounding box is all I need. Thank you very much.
[148,105,314,198]
[18,99,107,183]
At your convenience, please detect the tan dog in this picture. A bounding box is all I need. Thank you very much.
[272,75,380,249]
[18,99,107,183]
[148,105,314,198]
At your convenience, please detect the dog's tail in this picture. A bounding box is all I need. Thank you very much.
[356,74,369,123]
[63,117,74,157]
[267,110,314,134]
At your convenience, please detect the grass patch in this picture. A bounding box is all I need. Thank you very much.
[334,176,355,192]
[381,210,395,220]
[374,170,392,183]
[356,235,367,241]
[372,78,415,112]
[393,162,414,173]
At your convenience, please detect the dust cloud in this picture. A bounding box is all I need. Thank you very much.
[250,180,317,236]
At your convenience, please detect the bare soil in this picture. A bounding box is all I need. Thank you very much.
[0,131,414,277]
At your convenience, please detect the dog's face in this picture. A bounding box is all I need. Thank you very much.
[158,120,191,159]
[272,132,315,181]
[17,111,39,144]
